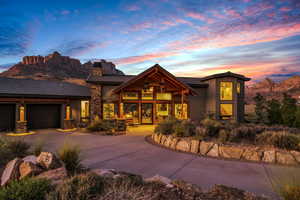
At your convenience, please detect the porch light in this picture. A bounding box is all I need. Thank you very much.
[65,105,71,120]
[19,105,25,122]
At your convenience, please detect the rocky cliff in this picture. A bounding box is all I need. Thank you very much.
[0,52,124,85]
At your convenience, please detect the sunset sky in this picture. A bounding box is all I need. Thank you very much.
[0,0,300,81]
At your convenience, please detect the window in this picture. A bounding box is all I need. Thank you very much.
[220,82,233,100]
[65,105,71,120]
[142,87,153,100]
[122,92,138,100]
[19,105,25,122]
[220,104,233,119]
[123,103,139,124]
[103,103,115,119]
[81,101,90,118]
[175,104,188,119]
[156,93,172,100]
[156,104,170,116]
[237,82,241,94]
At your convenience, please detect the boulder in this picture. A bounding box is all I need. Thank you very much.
[290,150,300,163]
[176,140,191,152]
[219,146,244,160]
[37,152,61,169]
[242,148,263,162]
[207,144,219,157]
[92,169,115,177]
[190,140,200,154]
[19,161,43,179]
[262,150,276,163]
[145,175,173,188]
[276,151,298,165]
[200,141,214,155]
[1,158,23,186]
[36,167,67,185]
[170,138,179,149]
[164,136,174,147]
[160,135,167,145]
[22,155,38,164]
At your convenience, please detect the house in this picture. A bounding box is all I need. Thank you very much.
[0,63,250,133]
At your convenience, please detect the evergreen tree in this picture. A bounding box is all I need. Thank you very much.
[294,106,300,128]
[266,99,282,125]
[253,93,267,123]
[281,93,297,127]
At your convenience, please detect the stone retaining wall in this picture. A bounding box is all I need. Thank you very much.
[151,134,300,166]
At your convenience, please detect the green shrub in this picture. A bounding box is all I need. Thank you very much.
[256,131,300,150]
[201,118,222,137]
[47,173,104,200]
[218,129,230,143]
[294,107,300,128]
[280,184,300,200]
[173,120,196,137]
[87,120,114,132]
[57,143,83,176]
[229,125,257,142]
[281,93,297,127]
[6,139,30,158]
[0,178,52,200]
[154,117,180,135]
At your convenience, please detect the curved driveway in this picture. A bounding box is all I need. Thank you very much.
[20,129,300,199]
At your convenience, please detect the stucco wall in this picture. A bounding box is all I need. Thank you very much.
[188,87,207,121]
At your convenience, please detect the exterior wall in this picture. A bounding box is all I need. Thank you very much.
[89,84,102,121]
[188,87,207,121]
[203,79,217,118]
[70,100,82,126]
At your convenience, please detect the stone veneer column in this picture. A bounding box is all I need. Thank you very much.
[90,84,102,122]
[15,103,27,133]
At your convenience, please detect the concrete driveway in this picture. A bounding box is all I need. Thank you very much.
[16,128,300,199]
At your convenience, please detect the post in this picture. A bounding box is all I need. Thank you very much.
[15,103,27,133]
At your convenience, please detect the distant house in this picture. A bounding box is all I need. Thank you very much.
[0,63,250,133]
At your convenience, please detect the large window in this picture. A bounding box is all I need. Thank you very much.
[220,104,233,120]
[81,101,90,119]
[175,104,188,119]
[122,92,138,100]
[220,82,233,100]
[142,87,153,100]
[103,103,115,119]
[156,103,170,122]
[156,93,172,100]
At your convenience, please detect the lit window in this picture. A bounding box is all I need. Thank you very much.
[156,104,170,116]
[220,104,233,119]
[220,82,233,100]
[237,82,241,94]
[19,105,25,122]
[103,103,115,119]
[142,87,153,100]
[122,92,138,100]
[65,105,71,120]
[175,104,188,119]
[123,103,139,124]
[156,93,172,100]
[81,101,90,118]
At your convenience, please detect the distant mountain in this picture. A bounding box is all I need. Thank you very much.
[246,76,300,104]
[0,63,15,71]
[0,52,124,85]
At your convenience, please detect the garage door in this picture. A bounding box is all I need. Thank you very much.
[27,104,61,129]
[0,104,15,132]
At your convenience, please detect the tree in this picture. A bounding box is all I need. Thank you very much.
[281,93,297,127]
[294,106,300,128]
[266,99,282,125]
[253,93,267,123]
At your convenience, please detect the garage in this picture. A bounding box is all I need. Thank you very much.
[27,104,61,129]
[0,104,16,132]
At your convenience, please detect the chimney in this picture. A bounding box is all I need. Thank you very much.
[91,62,103,76]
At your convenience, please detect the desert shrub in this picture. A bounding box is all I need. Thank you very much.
[229,125,258,143]
[256,131,300,150]
[280,184,300,200]
[267,99,282,125]
[154,117,180,135]
[47,172,104,200]
[57,143,83,176]
[0,178,52,200]
[200,118,222,137]
[253,93,268,124]
[87,120,114,132]
[6,139,30,158]
[218,129,230,143]
[194,126,207,140]
[32,139,45,156]
[173,120,196,137]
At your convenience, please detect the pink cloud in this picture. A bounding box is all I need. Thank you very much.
[225,9,242,18]
[125,5,140,11]
[129,22,153,31]
[186,12,215,24]
[244,2,274,16]
[280,7,292,12]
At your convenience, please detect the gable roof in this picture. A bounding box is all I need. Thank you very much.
[113,64,198,95]
[0,77,90,98]
[200,71,251,81]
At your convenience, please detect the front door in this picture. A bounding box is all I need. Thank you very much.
[141,103,153,124]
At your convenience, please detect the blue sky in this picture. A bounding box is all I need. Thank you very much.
[1,0,300,81]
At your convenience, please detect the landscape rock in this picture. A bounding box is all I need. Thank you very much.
[170,138,179,149]
[219,146,244,160]
[262,150,276,163]
[242,148,263,162]
[1,158,23,186]
[160,135,167,145]
[290,150,300,163]
[207,144,219,157]
[36,167,67,185]
[19,161,43,179]
[145,175,173,188]
[164,136,173,147]
[176,140,191,152]
[92,169,116,177]
[37,152,61,169]
[22,155,38,164]
[190,140,200,154]
[276,151,297,165]
[199,141,214,155]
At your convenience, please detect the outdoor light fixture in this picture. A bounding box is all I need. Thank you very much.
[65,105,71,120]
[19,105,25,122]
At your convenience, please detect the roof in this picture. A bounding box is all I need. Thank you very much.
[0,77,90,98]
[200,71,251,81]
